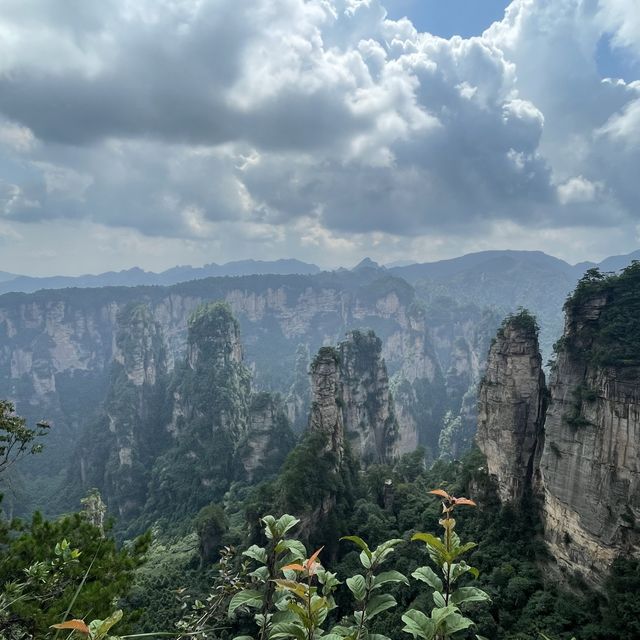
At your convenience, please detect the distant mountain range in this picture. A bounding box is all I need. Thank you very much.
[0,258,321,295]
[1,249,639,296]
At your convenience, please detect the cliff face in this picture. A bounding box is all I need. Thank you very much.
[338,330,398,464]
[476,313,546,503]
[308,330,398,464]
[0,273,445,489]
[309,346,345,462]
[241,392,295,482]
[478,264,640,582]
[101,304,170,519]
[64,304,169,520]
[70,302,293,528]
[539,268,640,580]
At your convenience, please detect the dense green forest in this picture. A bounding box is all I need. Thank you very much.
[1,399,639,640]
[3,264,640,639]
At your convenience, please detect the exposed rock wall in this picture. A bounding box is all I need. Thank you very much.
[309,346,345,462]
[338,330,398,464]
[309,330,398,464]
[540,290,640,581]
[478,266,640,582]
[476,314,546,503]
[70,302,293,528]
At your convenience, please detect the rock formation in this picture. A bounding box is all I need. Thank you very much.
[241,392,295,482]
[539,266,640,581]
[72,302,293,528]
[476,311,546,503]
[308,345,345,460]
[70,303,170,520]
[478,264,640,582]
[308,330,398,464]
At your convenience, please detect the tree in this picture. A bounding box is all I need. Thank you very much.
[0,400,49,475]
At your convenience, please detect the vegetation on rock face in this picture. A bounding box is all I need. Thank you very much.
[496,307,539,339]
[562,261,640,367]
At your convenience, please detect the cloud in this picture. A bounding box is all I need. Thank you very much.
[0,0,638,272]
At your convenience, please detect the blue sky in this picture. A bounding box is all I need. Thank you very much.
[387,0,637,81]
[385,0,511,38]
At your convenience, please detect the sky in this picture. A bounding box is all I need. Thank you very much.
[0,0,639,276]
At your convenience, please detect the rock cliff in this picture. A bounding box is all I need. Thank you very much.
[308,330,398,464]
[478,264,640,582]
[70,302,293,528]
[476,311,546,503]
[102,304,170,519]
[241,392,295,482]
[539,265,640,581]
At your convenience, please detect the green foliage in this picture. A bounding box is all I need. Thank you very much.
[0,511,148,637]
[0,400,49,474]
[497,308,539,339]
[563,261,640,367]
[404,490,489,640]
[195,503,229,565]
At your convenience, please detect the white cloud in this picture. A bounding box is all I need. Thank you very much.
[557,176,601,204]
[0,0,638,273]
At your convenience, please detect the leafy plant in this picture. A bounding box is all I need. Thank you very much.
[330,535,407,640]
[228,514,309,640]
[271,546,340,640]
[0,400,49,474]
[402,489,490,640]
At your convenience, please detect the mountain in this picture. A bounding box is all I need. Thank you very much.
[3,247,640,521]
[65,301,294,532]
[0,269,463,516]
[0,259,321,295]
[478,263,640,583]
[0,271,18,284]
[392,249,640,360]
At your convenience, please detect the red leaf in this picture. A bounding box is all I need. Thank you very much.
[452,497,477,507]
[50,620,90,634]
[282,563,305,572]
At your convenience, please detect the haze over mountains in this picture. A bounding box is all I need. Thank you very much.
[1,249,639,296]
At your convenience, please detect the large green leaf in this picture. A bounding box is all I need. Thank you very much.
[276,514,300,537]
[360,550,372,569]
[341,535,372,560]
[366,594,397,619]
[411,533,447,557]
[432,591,446,608]
[430,604,459,627]
[450,586,491,606]
[450,561,479,583]
[276,538,307,561]
[374,570,409,588]
[89,610,123,639]
[346,574,367,601]
[411,566,443,592]
[270,621,307,640]
[372,539,404,565]
[262,515,278,540]
[401,609,435,640]
[243,544,268,564]
[442,612,474,634]
[449,541,477,561]
[228,590,264,616]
